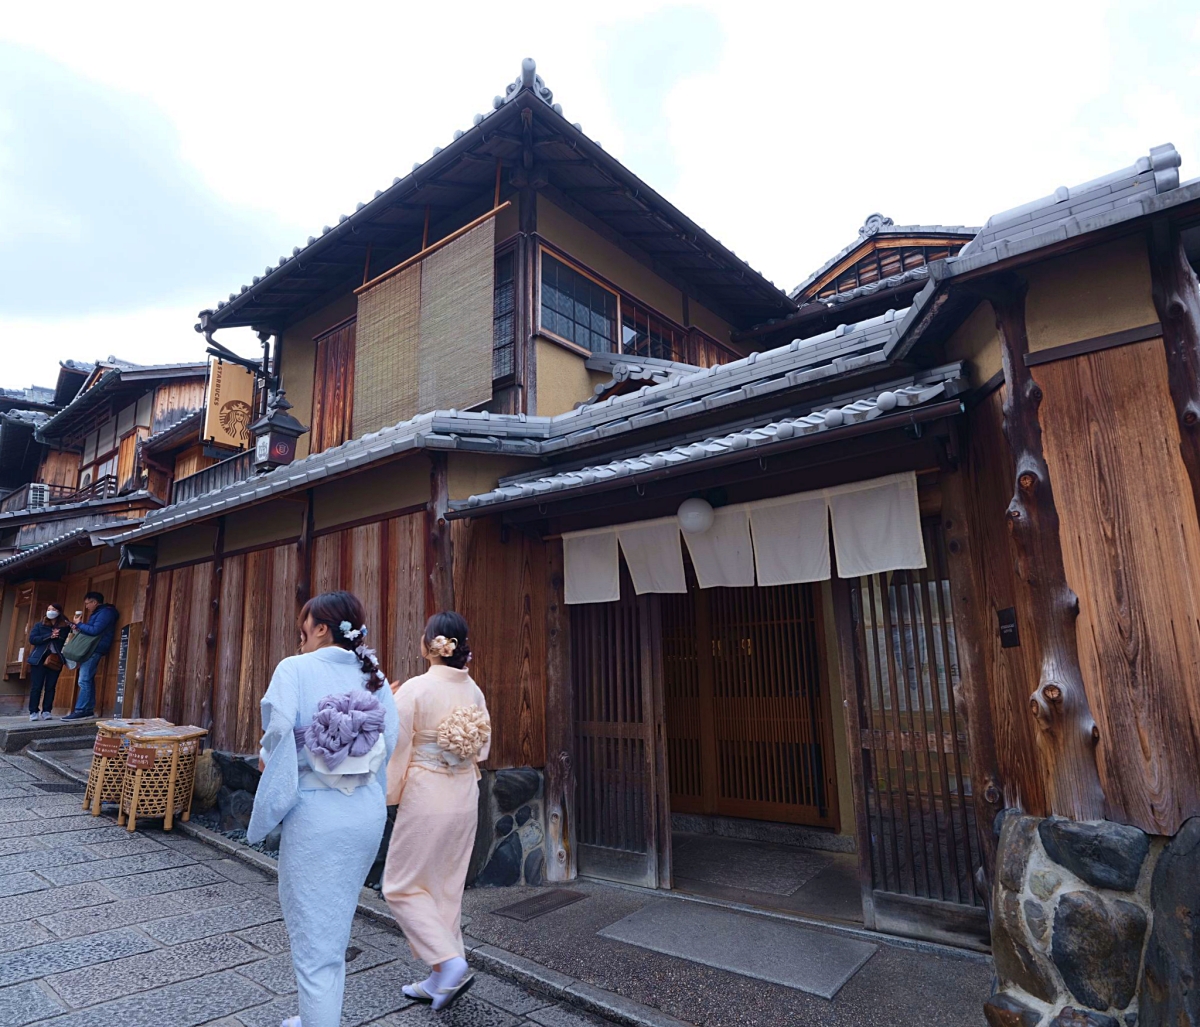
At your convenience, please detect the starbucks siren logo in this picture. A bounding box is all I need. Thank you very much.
[219,399,252,443]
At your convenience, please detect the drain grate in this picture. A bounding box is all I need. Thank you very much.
[32,782,85,794]
[492,889,587,922]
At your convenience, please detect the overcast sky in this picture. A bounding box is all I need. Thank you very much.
[1,0,1197,390]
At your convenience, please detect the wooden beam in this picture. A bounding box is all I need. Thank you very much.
[519,189,538,415]
[296,488,314,621]
[421,205,430,250]
[130,562,157,719]
[200,520,225,732]
[427,454,454,613]
[988,273,1105,821]
[939,465,1004,891]
[543,538,577,882]
[1148,219,1200,523]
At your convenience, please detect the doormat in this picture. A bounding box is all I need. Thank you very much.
[493,889,587,922]
[31,782,85,793]
[598,900,877,999]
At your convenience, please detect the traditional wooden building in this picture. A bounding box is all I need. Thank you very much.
[91,60,1200,1025]
[0,358,208,714]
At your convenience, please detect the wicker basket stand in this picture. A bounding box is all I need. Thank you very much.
[117,725,208,832]
[83,718,172,817]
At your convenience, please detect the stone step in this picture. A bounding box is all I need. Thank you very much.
[26,734,97,753]
[0,718,97,753]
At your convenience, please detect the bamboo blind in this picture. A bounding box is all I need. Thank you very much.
[353,218,495,437]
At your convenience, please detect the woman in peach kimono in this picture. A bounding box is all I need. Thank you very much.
[382,611,490,1010]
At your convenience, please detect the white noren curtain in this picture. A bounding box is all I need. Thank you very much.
[617,518,687,595]
[826,471,925,578]
[683,505,756,588]
[749,492,831,585]
[563,528,620,605]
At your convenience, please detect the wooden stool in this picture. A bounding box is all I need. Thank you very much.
[117,726,208,832]
[83,719,173,817]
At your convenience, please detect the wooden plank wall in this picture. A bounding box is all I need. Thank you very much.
[452,518,547,769]
[140,562,216,727]
[310,320,356,455]
[310,511,426,690]
[150,381,206,434]
[961,389,1049,816]
[38,449,79,489]
[1034,338,1200,835]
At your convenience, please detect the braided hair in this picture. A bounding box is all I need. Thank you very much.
[299,590,387,691]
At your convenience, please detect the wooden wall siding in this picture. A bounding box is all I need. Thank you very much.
[310,320,357,455]
[1034,339,1200,835]
[309,513,426,690]
[39,448,79,489]
[962,389,1049,816]
[151,381,206,434]
[452,518,547,770]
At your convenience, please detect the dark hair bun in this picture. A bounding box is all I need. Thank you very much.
[424,611,471,669]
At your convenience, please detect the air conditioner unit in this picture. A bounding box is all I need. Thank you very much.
[27,483,50,509]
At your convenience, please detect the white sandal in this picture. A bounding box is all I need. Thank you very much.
[432,973,475,1011]
[280,1018,302,1027]
[402,981,434,1003]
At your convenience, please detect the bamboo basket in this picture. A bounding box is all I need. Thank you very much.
[117,725,208,833]
[83,718,173,816]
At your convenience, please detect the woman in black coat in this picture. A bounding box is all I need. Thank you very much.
[27,604,70,721]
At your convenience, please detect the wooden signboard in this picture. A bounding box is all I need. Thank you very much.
[202,357,256,451]
[126,746,157,770]
[93,735,122,758]
[113,625,131,716]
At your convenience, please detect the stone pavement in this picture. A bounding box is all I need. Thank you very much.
[0,752,625,1027]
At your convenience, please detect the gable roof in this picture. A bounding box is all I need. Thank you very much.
[789,214,978,301]
[199,59,794,335]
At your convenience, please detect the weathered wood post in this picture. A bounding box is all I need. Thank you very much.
[989,274,1105,823]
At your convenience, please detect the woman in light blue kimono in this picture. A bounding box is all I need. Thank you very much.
[247,590,398,1027]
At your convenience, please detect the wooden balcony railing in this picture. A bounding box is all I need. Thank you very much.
[0,477,117,514]
[171,449,256,505]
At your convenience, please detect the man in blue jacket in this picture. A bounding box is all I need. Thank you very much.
[63,591,118,720]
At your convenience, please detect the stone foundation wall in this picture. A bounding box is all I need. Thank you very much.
[468,768,547,888]
[987,812,1200,1027]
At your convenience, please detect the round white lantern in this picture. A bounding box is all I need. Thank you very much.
[677,497,715,534]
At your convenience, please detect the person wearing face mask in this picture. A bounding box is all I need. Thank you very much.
[27,604,71,721]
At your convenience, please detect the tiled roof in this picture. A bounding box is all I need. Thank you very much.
[0,489,160,525]
[582,352,702,406]
[454,365,966,512]
[0,524,136,577]
[789,214,978,300]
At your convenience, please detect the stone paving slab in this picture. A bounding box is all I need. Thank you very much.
[0,870,51,898]
[140,899,283,945]
[0,927,158,987]
[47,933,264,1008]
[0,921,53,953]
[38,968,270,1027]
[0,845,95,876]
[0,981,67,1026]
[234,920,291,954]
[0,883,114,925]
[36,848,193,886]
[101,861,228,897]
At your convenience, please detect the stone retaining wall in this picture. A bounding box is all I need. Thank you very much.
[986,812,1200,1027]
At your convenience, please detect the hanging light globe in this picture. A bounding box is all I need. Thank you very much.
[677,497,715,535]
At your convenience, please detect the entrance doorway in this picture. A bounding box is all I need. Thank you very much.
[660,579,836,828]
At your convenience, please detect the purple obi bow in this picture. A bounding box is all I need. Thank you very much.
[294,691,385,771]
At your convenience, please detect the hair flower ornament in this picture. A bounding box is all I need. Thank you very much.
[339,620,364,642]
[429,635,458,658]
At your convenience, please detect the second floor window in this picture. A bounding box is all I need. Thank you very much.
[311,318,356,453]
[540,252,617,354]
[493,250,516,380]
[621,301,685,362]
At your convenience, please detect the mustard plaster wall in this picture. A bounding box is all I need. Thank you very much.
[155,523,218,568]
[1024,235,1158,352]
[945,301,1002,386]
[535,337,611,417]
[447,453,539,502]
[223,499,306,553]
[311,456,427,531]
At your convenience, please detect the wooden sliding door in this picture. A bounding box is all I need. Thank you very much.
[571,572,670,888]
[837,518,988,949]
[662,579,837,828]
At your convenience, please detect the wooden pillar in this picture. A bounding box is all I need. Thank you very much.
[427,454,454,613]
[200,520,225,732]
[543,537,577,882]
[296,488,315,619]
[1148,219,1200,521]
[518,187,538,416]
[130,564,157,718]
[988,273,1105,822]
[829,572,877,930]
[940,465,1004,886]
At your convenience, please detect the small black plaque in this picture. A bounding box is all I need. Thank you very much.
[32,782,85,794]
[493,889,587,922]
[998,607,1020,648]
